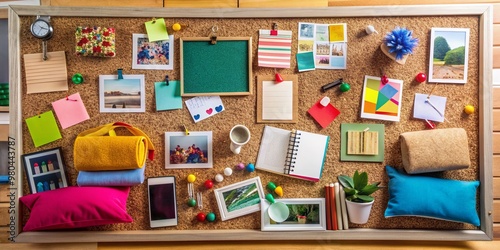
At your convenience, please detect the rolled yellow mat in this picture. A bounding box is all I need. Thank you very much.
[74,136,147,171]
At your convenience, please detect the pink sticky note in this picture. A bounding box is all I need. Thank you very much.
[52,93,90,129]
[308,98,340,128]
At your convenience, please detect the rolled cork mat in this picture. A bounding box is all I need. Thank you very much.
[400,128,470,174]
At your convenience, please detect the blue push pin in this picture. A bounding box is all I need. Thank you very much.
[246,163,255,172]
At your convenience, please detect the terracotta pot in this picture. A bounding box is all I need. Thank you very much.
[380,43,409,65]
[345,200,374,224]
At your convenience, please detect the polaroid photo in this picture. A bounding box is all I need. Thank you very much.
[99,74,146,113]
[214,177,265,221]
[165,131,213,169]
[132,34,174,70]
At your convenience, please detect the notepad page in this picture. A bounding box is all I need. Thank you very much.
[289,130,329,180]
[255,126,291,175]
[262,80,293,120]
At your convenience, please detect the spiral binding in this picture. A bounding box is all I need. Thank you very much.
[284,130,301,174]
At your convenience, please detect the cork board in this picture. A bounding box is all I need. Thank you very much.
[9,5,493,242]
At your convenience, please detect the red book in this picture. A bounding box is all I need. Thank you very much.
[329,183,338,230]
[325,185,332,230]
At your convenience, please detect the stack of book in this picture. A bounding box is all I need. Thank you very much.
[325,182,349,230]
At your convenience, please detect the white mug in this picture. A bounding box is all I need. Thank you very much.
[229,125,251,154]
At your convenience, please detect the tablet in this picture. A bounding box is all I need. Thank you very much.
[148,176,177,227]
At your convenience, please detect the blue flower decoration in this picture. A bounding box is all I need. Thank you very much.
[384,27,419,60]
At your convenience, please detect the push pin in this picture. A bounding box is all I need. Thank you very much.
[196,212,206,222]
[275,69,284,83]
[381,74,389,84]
[319,96,330,107]
[206,212,216,222]
[415,72,427,83]
[365,25,378,35]
[223,167,233,176]
[165,75,170,86]
[424,119,435,129]
[236,162,245,170]
[183,124,190,135]
[215,173,224,183]
[204,179,214,189]
[72,73,84,84]
[117,68,123,80]
[246,163,255,172]
[464,104,475,115]
[172,23,188,32]
[267,182,284,197]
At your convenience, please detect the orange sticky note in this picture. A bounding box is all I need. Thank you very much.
[145,18,169,42]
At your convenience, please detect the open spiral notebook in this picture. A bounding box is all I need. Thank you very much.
[255,125,329,182]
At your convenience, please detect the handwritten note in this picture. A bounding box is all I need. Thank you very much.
[52,93,90,129]
[155,81,182,111]
[144,18,169,42]
[185,96,225,123]
[25,111,62,147]
[262,80,293,120]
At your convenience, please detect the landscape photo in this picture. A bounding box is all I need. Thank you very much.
[429,28,470,84]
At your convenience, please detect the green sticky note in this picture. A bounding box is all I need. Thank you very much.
[25,111,62,147]
[155,80,182,111]
[296,52,315,72]
[145,18,169,42]
[340,123,385,162]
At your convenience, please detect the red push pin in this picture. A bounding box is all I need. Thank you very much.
[196,212,206,222]
[381,74,389,84]
[416,72,427,83]
[204,179,214,189]
[424,119,435,129]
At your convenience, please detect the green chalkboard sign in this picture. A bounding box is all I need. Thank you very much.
[180,37,252,96]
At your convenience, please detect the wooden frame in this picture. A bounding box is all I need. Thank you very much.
[180,37,252,96]
[8,4,493,242]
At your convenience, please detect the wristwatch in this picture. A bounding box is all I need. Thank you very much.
[30,15,53,40]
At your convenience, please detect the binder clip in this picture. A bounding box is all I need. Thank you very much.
[209,25,218,45]
[117,68,123,79]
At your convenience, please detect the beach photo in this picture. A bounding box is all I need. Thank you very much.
[428,28,470,84]
[99,74,145,113]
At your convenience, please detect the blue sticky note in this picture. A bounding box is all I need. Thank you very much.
[155,80,182,111]
[296,52,315,72]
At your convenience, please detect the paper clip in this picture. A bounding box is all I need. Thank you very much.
[117,68,123,79]
[165,75,169,86]
[271,23,278,36]
[188,182,194,199]
[183,125,190,135]
[196,192,203,210]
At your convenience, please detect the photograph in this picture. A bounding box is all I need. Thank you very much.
[214,177,264,221]
[261,198,326,231]
[99,74,145,113]
[315,25,329,42]
[299,23,314,39]
[165,131,213,169]
[428,28,470,84]
[132,34,174,70]
[360,75,403,122]
[22,147,68,194]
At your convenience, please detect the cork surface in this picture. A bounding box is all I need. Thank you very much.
[18,15,480,232]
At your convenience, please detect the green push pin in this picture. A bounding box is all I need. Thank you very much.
[339,82,350,92]
[187,198,197,207]
[206,212,216,222]
[265,193,289,223]
[72,73,84,84]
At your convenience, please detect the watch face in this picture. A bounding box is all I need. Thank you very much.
[30,19,53,40]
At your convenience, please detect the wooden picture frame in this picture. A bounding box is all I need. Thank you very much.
[8,4,493,242]
[180,37,252,96]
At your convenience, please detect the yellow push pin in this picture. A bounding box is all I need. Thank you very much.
[464,104,475,115]
[187,174,196,183]
[172,23,188,31]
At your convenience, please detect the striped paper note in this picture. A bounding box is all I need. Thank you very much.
[258,29,292,68]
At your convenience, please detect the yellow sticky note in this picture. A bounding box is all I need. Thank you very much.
[329,24,346,43]
[145,18,169,42]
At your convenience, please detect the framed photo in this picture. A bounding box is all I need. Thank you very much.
[165,131,213,169]
[360,75,403,122]
[428,27,470,84]
[261,198,326,231]
[99,74,145,113]
[21,147,68,194]
[132,34,174,70]
[214,177,264,221]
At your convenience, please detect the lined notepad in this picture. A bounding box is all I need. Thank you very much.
[262,80,293,120]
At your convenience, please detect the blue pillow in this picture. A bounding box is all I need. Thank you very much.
[384,165,480,226]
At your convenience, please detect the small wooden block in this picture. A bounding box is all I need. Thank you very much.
[347,130,378,155]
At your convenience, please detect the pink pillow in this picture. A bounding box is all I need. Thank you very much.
[20,186,133,231]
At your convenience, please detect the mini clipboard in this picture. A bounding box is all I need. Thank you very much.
[256,75,298,123]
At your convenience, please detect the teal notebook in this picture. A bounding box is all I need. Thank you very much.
[255,125,329,182]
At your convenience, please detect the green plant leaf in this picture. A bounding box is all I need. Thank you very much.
[353,171,368,190]
[343,187,356,196]
[338,175,354,188]
[355,194,374,203]
[359,182,381,195]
